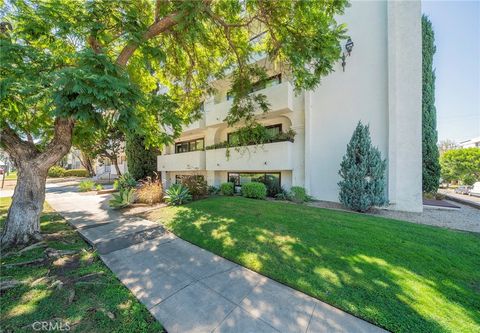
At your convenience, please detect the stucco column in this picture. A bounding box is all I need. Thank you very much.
[291,125,305,187]
[161,171,169,188]
[206,170,216,187]
[387,1,423,212]
[303,91,312,194]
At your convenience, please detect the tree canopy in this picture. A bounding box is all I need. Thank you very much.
[440,148,480,185]
[1,0,349,149]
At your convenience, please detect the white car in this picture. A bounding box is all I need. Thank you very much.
[470,182,480,197]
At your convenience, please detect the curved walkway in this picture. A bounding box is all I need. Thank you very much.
[46,182,387,333]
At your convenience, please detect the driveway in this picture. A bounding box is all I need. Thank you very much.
[46,182,386,333]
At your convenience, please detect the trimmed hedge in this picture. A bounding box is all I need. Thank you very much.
[220,182,234,196]
[48,166,66,178]
[290,186,307,203]
[64,169,89,177]
[242,182,267,199]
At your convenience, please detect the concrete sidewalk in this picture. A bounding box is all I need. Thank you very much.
[46,184,387,333]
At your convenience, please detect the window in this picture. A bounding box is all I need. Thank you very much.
[175,138,204,154]
[265,124,282,137]
[226,74,282,101]
[227,172,281,196]
[227,132,240,145]
[175,175,205,184]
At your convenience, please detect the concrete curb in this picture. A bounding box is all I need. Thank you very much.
[443,195,480,210]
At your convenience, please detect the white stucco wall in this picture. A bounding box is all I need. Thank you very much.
[157,151,206,172]
[306,1,389,203]
[206,141,294,171]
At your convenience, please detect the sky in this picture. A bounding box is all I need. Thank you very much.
[422,0,480,144]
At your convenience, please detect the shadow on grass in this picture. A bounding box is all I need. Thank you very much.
[155,196,480,333]
[0,204,163,333]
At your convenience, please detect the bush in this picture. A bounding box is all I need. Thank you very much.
[180,175,208,200]
[275,187,292,201]
[114,172,137,191]
[63,169,89,177]
[208,186,220,195]
[136,173,163,205]
[338,122,388,212]
[95,184,104,191]
[241,182,267,199]
[78,180,96,192]
[109,188,136,209]
[290,186,307,203]
[48,166,66,178]
[263,176,282,197]
[165,184,192,206]
[220,182,234,196]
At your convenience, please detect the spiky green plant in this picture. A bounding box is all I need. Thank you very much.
[165,184,192,206]
[109,188,136,209]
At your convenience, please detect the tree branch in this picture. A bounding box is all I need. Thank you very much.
[116,12,180,67]
[34,117,74,168]
[0,125,39,163]
[87,35,103,54]
[116,0,213,67]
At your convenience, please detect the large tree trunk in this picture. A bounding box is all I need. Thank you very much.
[1,118,74,249]
[1,164,47,245]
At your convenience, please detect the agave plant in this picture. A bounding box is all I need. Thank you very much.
[109,188,136,209]
[165,184,192,206]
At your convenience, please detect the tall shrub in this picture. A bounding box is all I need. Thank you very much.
[422,15,441,193]
[125,134,157,180]
[338,122,388,212]
[180,175,208,200]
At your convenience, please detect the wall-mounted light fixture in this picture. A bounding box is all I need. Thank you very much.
[342,38,354,72]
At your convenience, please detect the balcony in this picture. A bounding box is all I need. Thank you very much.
[206,141,293,171]
[205,82,294,127]
[157,151,206,172]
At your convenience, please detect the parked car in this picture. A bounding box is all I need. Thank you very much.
[455,185,472,195]
[469,182,480,197]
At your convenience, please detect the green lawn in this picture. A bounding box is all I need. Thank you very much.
[0,198,163,332]
[142,196,480,333]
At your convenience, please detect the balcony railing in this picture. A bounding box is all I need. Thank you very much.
[157,150,206,172]
[205,82,294,127]
[206,141,293,171]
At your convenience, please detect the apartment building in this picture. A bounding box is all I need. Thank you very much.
[95,153,128,180]
[459,137,480,148]
[157,1,423,212]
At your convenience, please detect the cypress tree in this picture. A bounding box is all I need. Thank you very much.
[338,122,388,212]
[422,15,441,193]
[125,134,157,180]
